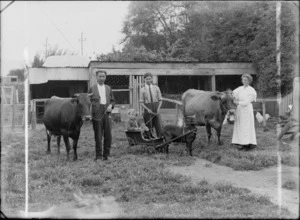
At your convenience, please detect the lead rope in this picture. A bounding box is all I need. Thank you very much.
[143,114,157,139]
[92,109,108,121]
[144,114,156,126]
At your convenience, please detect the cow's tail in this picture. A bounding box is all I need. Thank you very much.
[182,91,193,117]
[181,91,187,117]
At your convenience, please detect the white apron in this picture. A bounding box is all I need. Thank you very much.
[232,86,257,145]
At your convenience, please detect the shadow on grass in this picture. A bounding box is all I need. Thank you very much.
[190,122,297,171]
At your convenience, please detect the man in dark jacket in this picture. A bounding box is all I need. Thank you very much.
[89,70,115,161]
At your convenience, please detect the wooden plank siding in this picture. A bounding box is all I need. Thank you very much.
[88,62,257,115]
[89,61,254,70]
[90,68,215,76]
[90,68,255,76]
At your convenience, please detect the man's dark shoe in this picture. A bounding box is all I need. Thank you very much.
[94,155,102,161]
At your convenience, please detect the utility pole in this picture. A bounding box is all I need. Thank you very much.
[44,38,49,57]
[276,1,282,216]
[79,32,86,56]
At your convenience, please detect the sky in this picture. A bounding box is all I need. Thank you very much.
[1,1,130,76]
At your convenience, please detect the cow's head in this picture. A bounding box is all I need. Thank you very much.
[211,89,237,113]
[72,93,93,121]
[227,109,235,124]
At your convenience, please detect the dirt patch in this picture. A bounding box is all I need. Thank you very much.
[167,158,299,217]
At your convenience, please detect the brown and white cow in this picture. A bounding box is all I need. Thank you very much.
[182,89,236,145]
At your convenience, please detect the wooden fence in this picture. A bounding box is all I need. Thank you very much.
[279,92,293,116]
[1,84,26,130]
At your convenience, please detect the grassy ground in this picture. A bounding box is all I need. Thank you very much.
[1,119,296,218]
[193,119,298,171]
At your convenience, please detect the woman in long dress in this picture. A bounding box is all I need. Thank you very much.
[232,74,257,150]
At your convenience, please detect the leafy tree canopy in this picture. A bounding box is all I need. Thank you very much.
[32,44,77,68]
[98,1,298,97]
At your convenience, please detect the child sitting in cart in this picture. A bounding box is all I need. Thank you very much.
[127,109,152,139]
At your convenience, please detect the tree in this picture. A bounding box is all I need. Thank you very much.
[8,68,25,82]
[98,1,297,97]
[122,2,191,54]
[32,53,44,68]
[31,44,77,68]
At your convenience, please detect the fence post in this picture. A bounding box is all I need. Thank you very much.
[262,99,266,129]
[11,86,16,131]
[31,100,36,130]
[176,103,179,119]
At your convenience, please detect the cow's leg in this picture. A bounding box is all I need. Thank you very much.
[165,144,169,154]
[186,135,194,156]
[205,124,212,145]
[186,142,193,156]
[72,132,80,161]
[211,122,222,145]
[72,139,78,161]
[210,120,223,145]
[163,135,170,154]
[57,136,61,154]
[62,135,71,160]
[46,130,51,154]
[216,127,223,145]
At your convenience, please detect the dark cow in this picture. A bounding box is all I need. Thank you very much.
[161,122,197,156]
[182,89,236,145]
[43,93,94,160]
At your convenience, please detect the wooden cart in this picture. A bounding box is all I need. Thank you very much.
[125,128,197,153]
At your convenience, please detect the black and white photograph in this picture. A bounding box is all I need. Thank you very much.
[1,1,299,218]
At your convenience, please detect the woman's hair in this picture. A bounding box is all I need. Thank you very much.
[241,74,253,84]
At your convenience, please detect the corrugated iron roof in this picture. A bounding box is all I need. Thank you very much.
[43,55,90,67]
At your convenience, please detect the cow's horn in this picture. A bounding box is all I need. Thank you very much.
[87,93,93,97]
[73,93,79,97]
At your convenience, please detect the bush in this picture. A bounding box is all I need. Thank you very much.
[282,180,297,190]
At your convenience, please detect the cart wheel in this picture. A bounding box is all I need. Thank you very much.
[155,146,164,153]
[145,146,155,154]
[143,145,150,154]
[144,146,150,154]
[127,137,135,146]
[158,144,169,154]
[155,146,162,153]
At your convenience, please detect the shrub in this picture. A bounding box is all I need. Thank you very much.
[282,180,297,190]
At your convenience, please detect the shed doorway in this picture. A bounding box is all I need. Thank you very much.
[158,75,211,108]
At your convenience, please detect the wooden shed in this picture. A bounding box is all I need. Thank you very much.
[88,61,256,113]
[29,59,257,121]
[29,56,90,99]
[29,56,90,122]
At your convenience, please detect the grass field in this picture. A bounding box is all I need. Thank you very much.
[1,118,297,218]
